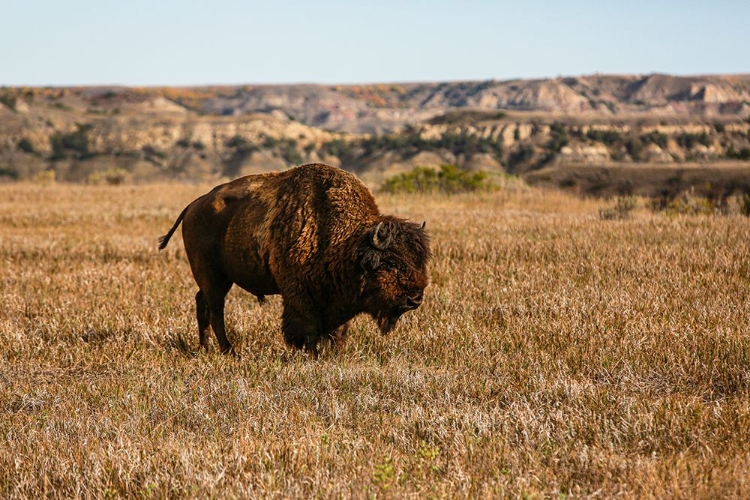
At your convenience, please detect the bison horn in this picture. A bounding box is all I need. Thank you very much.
[421,221,426,230]
[371,222,390,250]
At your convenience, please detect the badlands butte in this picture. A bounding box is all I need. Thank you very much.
[1,73,750,197]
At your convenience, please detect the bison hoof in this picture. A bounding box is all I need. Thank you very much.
[304,341,319,360]
[221,345,240,358]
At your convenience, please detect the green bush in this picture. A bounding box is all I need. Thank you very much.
[676,132,711,149]
[625,137,643,161]
[49,134,66,160]
[654,191,717,216]
[381,164,496,194]
[279,139,303,165]
[319,138,358,159]
[0,167,19,180]
[61,124,92,156]
[547,122,569,153]
[359,128,503,160]
[262,135,279,148]
[587,129,622,146]
[86,168,130,185]
[17,138,35,153]
[726,146,750,160]
[741,193,750,217]
[225,135,258,153]
[507,145,536,170]
[599,196,638,220]
[0,91,17,110]
[32,170,56,184]
[142,145,167,160]
[641,131,669,149]
[50,123,93,160]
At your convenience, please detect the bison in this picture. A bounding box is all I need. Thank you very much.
[159,163,430,357]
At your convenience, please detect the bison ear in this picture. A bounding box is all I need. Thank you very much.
[360,248,381,272]
[359,222,390,272]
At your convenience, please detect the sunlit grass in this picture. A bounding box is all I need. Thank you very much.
[1,182,748,498]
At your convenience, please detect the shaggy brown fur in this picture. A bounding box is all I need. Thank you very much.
[159,163,430,357]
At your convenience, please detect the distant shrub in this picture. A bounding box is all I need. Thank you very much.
[381,164,496,194]
[32,170,56,184]
[262,135,279,148]
[428,109,506,125]
[225,135,258,153]
[222,135,261,177]
[192,140,206,150]
[86,168,130,185]
[49,134,66,160]
[359,127,504,160]
[49,123,93,160]
[17,138,35,153]
[725,146,750,160]
[0,167,19,180]
[741,193,750,217]
[176,138,191,148]
[625,137,643,161]
[142,145,167,160]
[279,139,303,165]
[319,138,357,159]
[441,130,504,158]
[547,122,569,153]
[676,132,711,149]
[654,190,717,216]
[0,91,17,110]
[599,196,638,220]
[507,144,536,170]
[641,131,669,149]
[587,129,622,146]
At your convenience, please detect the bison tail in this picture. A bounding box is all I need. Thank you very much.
[158,205,189,250]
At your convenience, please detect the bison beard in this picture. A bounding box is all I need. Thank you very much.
[158,163,430,358]
[376,314,399,335]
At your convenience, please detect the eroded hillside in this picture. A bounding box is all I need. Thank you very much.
[1,75,749,192]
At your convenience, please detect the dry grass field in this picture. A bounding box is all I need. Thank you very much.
[1,180,749,498]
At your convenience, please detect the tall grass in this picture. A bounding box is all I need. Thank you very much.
[1,183,748,498]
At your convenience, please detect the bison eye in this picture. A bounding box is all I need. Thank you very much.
[379,261,395,272]
[382,261,405,273]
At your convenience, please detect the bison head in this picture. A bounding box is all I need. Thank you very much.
[357,218,431,334]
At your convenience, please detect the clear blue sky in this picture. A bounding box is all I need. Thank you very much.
[2,0,749,86]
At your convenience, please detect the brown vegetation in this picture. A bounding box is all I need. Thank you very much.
[1,182,749,498]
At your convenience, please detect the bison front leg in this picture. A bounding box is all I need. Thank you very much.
[281,300,322,359]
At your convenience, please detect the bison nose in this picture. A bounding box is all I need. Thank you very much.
[406,291,423,310]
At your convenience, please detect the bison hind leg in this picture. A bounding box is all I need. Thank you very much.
[195,290,211,350]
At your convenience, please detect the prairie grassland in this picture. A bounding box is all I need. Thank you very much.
[0,182,749,499]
